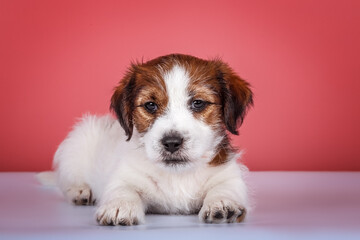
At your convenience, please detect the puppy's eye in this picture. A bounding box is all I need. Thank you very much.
[144,102,158,113]
[191,100,207,112]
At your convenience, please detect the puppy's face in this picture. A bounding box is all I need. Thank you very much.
[111,54,252,170]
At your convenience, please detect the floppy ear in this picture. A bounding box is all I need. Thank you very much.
[110,66,137,141]
[216,62,253,135]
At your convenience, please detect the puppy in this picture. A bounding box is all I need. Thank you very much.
[53,54,253,225]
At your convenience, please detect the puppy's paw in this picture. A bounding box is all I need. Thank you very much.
[66,184,96,206]
[96,200,144,226]
[199,200,246,224]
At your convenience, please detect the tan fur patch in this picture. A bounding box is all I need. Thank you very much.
[132,70,168,133]
[236,208,246,223]
[181,58,223,128]
[209,147,229,166]
[188,83,222,127]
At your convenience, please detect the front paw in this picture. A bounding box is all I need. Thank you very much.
[199,200,246,224]
[96,200,144,226]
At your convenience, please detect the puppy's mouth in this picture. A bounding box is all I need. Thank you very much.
[163,157,189,167]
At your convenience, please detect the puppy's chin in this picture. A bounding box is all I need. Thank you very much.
[163,157,189,167]
[156,154,193,171]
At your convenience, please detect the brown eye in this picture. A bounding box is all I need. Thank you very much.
[191,100,207,112]
[144,102,158,113]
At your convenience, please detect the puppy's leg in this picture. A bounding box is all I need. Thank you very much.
[96,186,145,226]
[54,138,98,206]
[54,115,107,206]
[199,178,248,224]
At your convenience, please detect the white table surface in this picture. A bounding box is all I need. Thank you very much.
[0,172,359,239]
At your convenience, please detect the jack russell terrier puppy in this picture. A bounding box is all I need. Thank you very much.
[52,54,253,226]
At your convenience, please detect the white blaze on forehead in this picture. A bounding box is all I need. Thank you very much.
[162,65,190,111]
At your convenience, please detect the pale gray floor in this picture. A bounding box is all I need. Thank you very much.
[0,172,359,239]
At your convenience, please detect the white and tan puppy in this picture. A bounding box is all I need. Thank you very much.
[53,54,253,226]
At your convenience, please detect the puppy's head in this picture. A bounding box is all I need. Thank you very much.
[111,54,253,170]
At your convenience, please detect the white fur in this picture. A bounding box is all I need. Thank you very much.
[53,66,249,225]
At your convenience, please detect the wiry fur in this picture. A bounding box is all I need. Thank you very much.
[53,54,253,225]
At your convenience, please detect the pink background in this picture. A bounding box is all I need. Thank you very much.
[0,0,359,171]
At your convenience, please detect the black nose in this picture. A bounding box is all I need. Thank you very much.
[161,135,183,153]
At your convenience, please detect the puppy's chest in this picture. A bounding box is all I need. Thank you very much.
[145,175,206,214]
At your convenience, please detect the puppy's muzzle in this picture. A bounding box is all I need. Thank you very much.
[161,135,183,153]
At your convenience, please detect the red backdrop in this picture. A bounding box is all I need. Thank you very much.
[0,0,359,171]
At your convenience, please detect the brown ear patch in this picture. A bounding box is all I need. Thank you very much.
[110,68,137,140]
[215,61,253,135]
